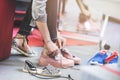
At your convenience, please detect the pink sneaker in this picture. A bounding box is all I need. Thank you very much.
[61,48,81,65]
[38,49,74,68]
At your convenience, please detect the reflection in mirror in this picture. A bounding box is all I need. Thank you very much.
[59,0,102,37]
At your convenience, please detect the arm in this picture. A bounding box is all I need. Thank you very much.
[31,0,59,54]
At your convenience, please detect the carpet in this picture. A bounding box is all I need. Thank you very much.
[12,28,97,47]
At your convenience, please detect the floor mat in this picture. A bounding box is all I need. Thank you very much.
[12,28,97,47]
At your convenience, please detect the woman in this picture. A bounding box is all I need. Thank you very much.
[13,0,80,68]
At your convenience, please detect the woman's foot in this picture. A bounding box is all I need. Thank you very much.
[77,19,100,33]
[12,34,36,56]
[87,18,100,32]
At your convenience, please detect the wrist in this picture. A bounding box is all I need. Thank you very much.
[44,40,52,44]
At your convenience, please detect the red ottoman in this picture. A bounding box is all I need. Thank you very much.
[0,0,15,60]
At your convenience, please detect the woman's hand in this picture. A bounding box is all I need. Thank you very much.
[56,35,66,49]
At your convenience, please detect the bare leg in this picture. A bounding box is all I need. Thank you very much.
[12,1,36,56]
[76,0,90,17]
[76,0,100,32]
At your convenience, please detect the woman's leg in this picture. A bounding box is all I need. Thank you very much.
[18,0,33,36]
[76,0,100,32]
[46,0,59,42]
[76,0,90,17]
[12,0,36,56]
[76,0,90,32]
